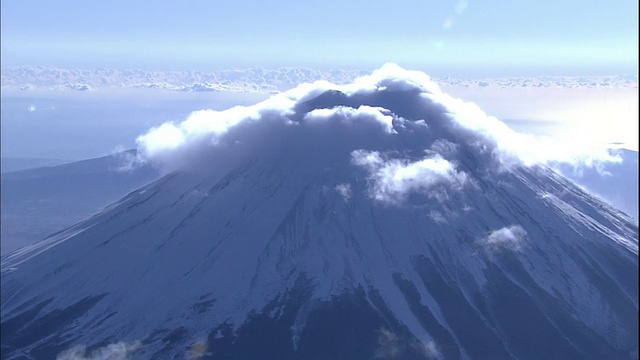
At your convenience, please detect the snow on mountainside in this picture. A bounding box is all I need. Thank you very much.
[556,149,639,221]
[1,65,637,360]
[2,66,637,94]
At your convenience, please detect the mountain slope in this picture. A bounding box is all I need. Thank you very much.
[1,157,69,173]
[1,65,637,360]
[1,150,159,253]
[555,148,639,221]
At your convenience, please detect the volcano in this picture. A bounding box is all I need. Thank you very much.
[1,65,637,360]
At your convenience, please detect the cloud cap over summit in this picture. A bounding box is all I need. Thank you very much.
[137,64,620,178]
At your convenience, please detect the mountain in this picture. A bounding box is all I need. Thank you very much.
[555,149,638,221]
[1,65,637,360]
[1,157,70,173]
[1,150,159,253]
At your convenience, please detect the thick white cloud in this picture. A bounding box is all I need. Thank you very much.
[344,63,442,96]
[135,63,622,202]
[482,225,528,252]
[429,93,622,168]
[351,150,468,204]
[304,105,395,134]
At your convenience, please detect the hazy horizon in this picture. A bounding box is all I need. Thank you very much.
[2,1,637,77]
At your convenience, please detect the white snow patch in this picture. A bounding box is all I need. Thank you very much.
[135,63,620,184]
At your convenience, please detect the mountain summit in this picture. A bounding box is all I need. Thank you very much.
[2,64,637,360]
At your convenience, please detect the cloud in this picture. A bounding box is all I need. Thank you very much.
[374,328,441,359]
[351,150,468,204]
[375,328,401,358]
[430,94,622,169]
[481,225,527,252]
[304,105,395,134]
[135,63,622,203]
[428,210,448,224]
[335,183,352,201]
[108,146,146,173]
[56,341,140,360]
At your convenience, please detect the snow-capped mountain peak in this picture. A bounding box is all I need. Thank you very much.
[2,64,637,360]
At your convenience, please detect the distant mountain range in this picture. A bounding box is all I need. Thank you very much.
[2,66,637,94]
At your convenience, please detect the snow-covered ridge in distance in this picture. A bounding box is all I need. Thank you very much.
[2,66,637,94]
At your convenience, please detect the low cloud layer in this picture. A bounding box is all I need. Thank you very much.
[135,63,621,203]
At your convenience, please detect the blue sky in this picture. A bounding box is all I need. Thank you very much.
[1,0,638,76]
